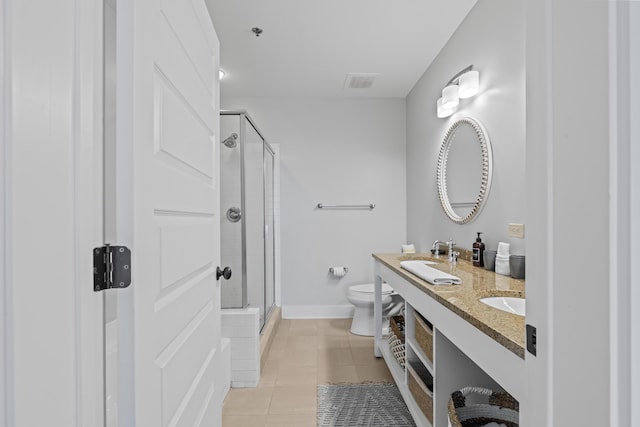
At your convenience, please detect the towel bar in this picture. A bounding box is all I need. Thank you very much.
[317,203,375,209]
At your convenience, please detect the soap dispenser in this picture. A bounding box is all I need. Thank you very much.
[473,232,485,267]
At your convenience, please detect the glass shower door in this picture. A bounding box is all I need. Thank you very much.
[220,111,276,332]
[264,145,276,323]
[244,120,266,325]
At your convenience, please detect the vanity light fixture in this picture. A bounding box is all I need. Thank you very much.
[441,84,460,109]
[436,98,455,118]
[458,69,479,98]
[436,65,480,118]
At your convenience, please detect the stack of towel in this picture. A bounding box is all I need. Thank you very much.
[494,242,511,276]
[401,244,416,254]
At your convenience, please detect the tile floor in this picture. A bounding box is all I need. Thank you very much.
[222,318,394,427]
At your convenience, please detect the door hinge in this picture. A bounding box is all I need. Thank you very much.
[93,244,131,292]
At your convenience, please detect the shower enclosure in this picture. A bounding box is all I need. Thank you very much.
[220,111,276,331]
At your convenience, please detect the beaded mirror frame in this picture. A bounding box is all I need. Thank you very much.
[436,117,493,224]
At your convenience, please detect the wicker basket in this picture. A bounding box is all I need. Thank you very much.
[414,313,433,363]
[390,315,405,343]
[387,333,405,367]
[407,362,433,424]
[448,387,519,427]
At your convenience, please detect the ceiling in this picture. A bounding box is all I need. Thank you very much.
[205,0,477,99]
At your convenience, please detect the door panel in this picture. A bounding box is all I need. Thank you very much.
[3,0,104,425]
[157,304,216,423]
[116,0,221,425]
[155,78,214,177]
[154,18,214,130]
[157,217,216,291]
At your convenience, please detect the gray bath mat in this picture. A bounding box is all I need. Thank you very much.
[317,383,416,426]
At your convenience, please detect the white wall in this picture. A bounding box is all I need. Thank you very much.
[103,3,119,425]
[526,1,619,425]
[631,5,640,425]
[406,0,526,256]
[523,1,551,424]
[221,97,406,317]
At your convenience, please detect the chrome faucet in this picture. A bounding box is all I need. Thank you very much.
[433,239,457,262]
[432,240,447,256]
[447,239,456,263]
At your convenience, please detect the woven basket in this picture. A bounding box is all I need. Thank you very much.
[414,313,433,363]
[390,315,405,343]
[407,362,433,424]
[448,386,519,427]
[387,333,405,367]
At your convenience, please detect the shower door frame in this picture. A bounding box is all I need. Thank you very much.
[262,138,276,329]
[221,110,276,331]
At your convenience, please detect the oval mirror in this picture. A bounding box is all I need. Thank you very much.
[436,117,493,224]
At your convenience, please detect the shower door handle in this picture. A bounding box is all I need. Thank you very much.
[216,266,232,281]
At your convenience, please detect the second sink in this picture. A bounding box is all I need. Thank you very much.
[480,296,525,316]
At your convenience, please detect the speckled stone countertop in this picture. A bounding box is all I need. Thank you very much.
[373,253,526,359]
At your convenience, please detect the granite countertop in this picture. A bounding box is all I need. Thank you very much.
[373,253,526,359]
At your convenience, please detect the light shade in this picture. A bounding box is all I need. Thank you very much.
[458,70,479,98]
[441,84,459,109]
[436,98,454,118]
[219,69,226,80]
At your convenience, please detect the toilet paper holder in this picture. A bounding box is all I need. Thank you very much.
[329,267,349,276]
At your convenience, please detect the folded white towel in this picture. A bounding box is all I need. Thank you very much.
[400,260,462,285]
[401,244,416,254]
[497,241,510,256]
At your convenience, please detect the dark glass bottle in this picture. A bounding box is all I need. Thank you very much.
[472,232,485,267]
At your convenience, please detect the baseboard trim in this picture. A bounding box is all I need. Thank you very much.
[282,304,354,319]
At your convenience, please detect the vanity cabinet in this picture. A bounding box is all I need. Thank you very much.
[373,254,525,427]
[375,302,434,425]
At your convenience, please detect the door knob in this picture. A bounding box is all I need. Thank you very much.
[216,266,232,280]
[226,207,242,222]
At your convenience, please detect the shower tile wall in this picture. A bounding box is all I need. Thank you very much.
[220,115,243,308]
[221,308,260,387]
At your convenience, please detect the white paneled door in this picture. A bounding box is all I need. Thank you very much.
[115,0,222,425]
[1,0,104,425]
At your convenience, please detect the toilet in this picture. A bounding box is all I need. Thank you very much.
[347,283,403,336]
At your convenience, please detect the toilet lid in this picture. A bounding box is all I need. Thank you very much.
[350,283,393,295]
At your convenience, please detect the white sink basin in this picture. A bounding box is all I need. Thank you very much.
[480,297,525,316]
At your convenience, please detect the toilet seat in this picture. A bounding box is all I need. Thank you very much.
[347,283,402,336]
[349,283,393,295]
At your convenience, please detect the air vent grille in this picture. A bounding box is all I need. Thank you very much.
[344,73,379,89]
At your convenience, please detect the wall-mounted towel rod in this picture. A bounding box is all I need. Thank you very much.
[317,203,375,209]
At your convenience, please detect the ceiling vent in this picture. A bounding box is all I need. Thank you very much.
[344,73,379,89]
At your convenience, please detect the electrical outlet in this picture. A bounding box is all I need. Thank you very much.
[508,223,525,238]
